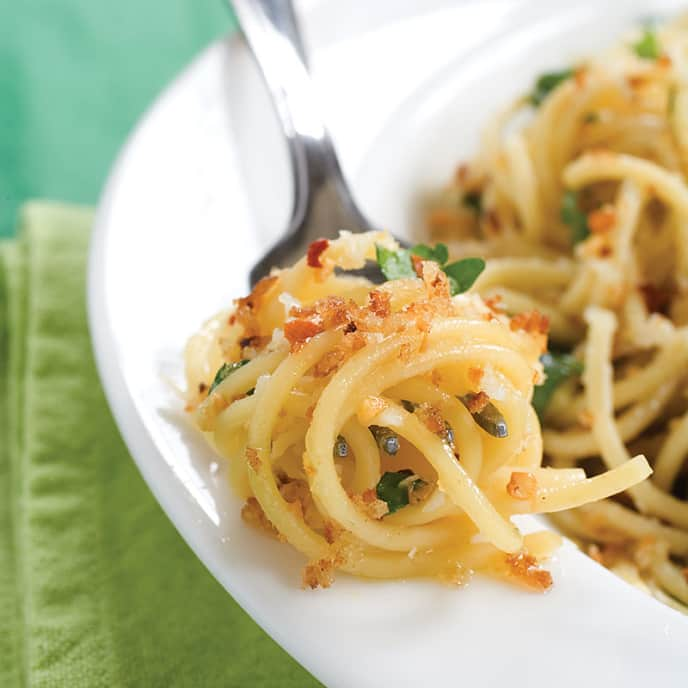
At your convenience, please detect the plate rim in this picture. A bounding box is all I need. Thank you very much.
[87,2,688,686]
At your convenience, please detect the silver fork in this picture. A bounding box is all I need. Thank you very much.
[232,0,376,287]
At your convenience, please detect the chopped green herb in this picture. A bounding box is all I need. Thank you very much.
[369,425,400,455]
[375,244,485,296]
[530,69,574,106]
[208,359,250,394]
[246,387,255,397]
[633,29,661,60]
[375,245,416,281]
[411,243,449,265]
[375,243,449,281]
[463,192,483,214]
[583,111,599,124]
[459,394,509,438]
[376,469,425,514]
[532,351,584,420]
[561,190,590,244]
[443,258,486,295]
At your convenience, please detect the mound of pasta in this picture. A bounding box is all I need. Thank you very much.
[428,18,688,606]
[185,231,649,589]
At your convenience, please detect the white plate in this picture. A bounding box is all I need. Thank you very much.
[89,1,688,685]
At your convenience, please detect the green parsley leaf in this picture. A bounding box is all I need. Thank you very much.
[530,69,574,106]
[561,190,590,244]
[208,359,250,394]
[375,245,415,280]
[375,244,485,295]
[376,470,425,514]
[463,192,483,214]
[443,257,486,296]
[532,351,584,420]
[411,243,449,265]
[376,243,450,280]
[633,29,661,60]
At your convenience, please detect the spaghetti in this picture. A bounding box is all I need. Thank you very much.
[185,231,649,589]
[428,18,688,607]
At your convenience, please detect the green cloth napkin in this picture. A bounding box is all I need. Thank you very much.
[0,202,321,687]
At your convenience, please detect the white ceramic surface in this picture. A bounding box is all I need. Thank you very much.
[89,1,688,686]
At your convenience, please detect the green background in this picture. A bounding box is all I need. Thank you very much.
[0,0,235,237]
[0,3,322,685]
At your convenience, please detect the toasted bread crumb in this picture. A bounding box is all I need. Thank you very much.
[302,558,337,589]
[245,447,261,472]
[234,275,279,337]
[468,366,484,386]
[416,402,446,434]
[352,489,389,520]
[368,290,392,318]
[505,552,552,591]
[465,391,490,414]
[506,471,538,500]
[323,520,343,545]
[241,497,279,539]
[578,409,594,429]
[284,318,325,350]
[358,396,388,424]
[510,310,550,335]
[588,206,616,233]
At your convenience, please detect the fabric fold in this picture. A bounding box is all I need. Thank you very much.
[0,240,25,688]
[0,202,319,687]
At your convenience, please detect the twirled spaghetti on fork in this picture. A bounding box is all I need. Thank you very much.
[185,231,648,589]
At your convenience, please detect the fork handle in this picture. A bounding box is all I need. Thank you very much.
[231,0,372,282]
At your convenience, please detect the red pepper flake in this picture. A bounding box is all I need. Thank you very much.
[307,238,329,268]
